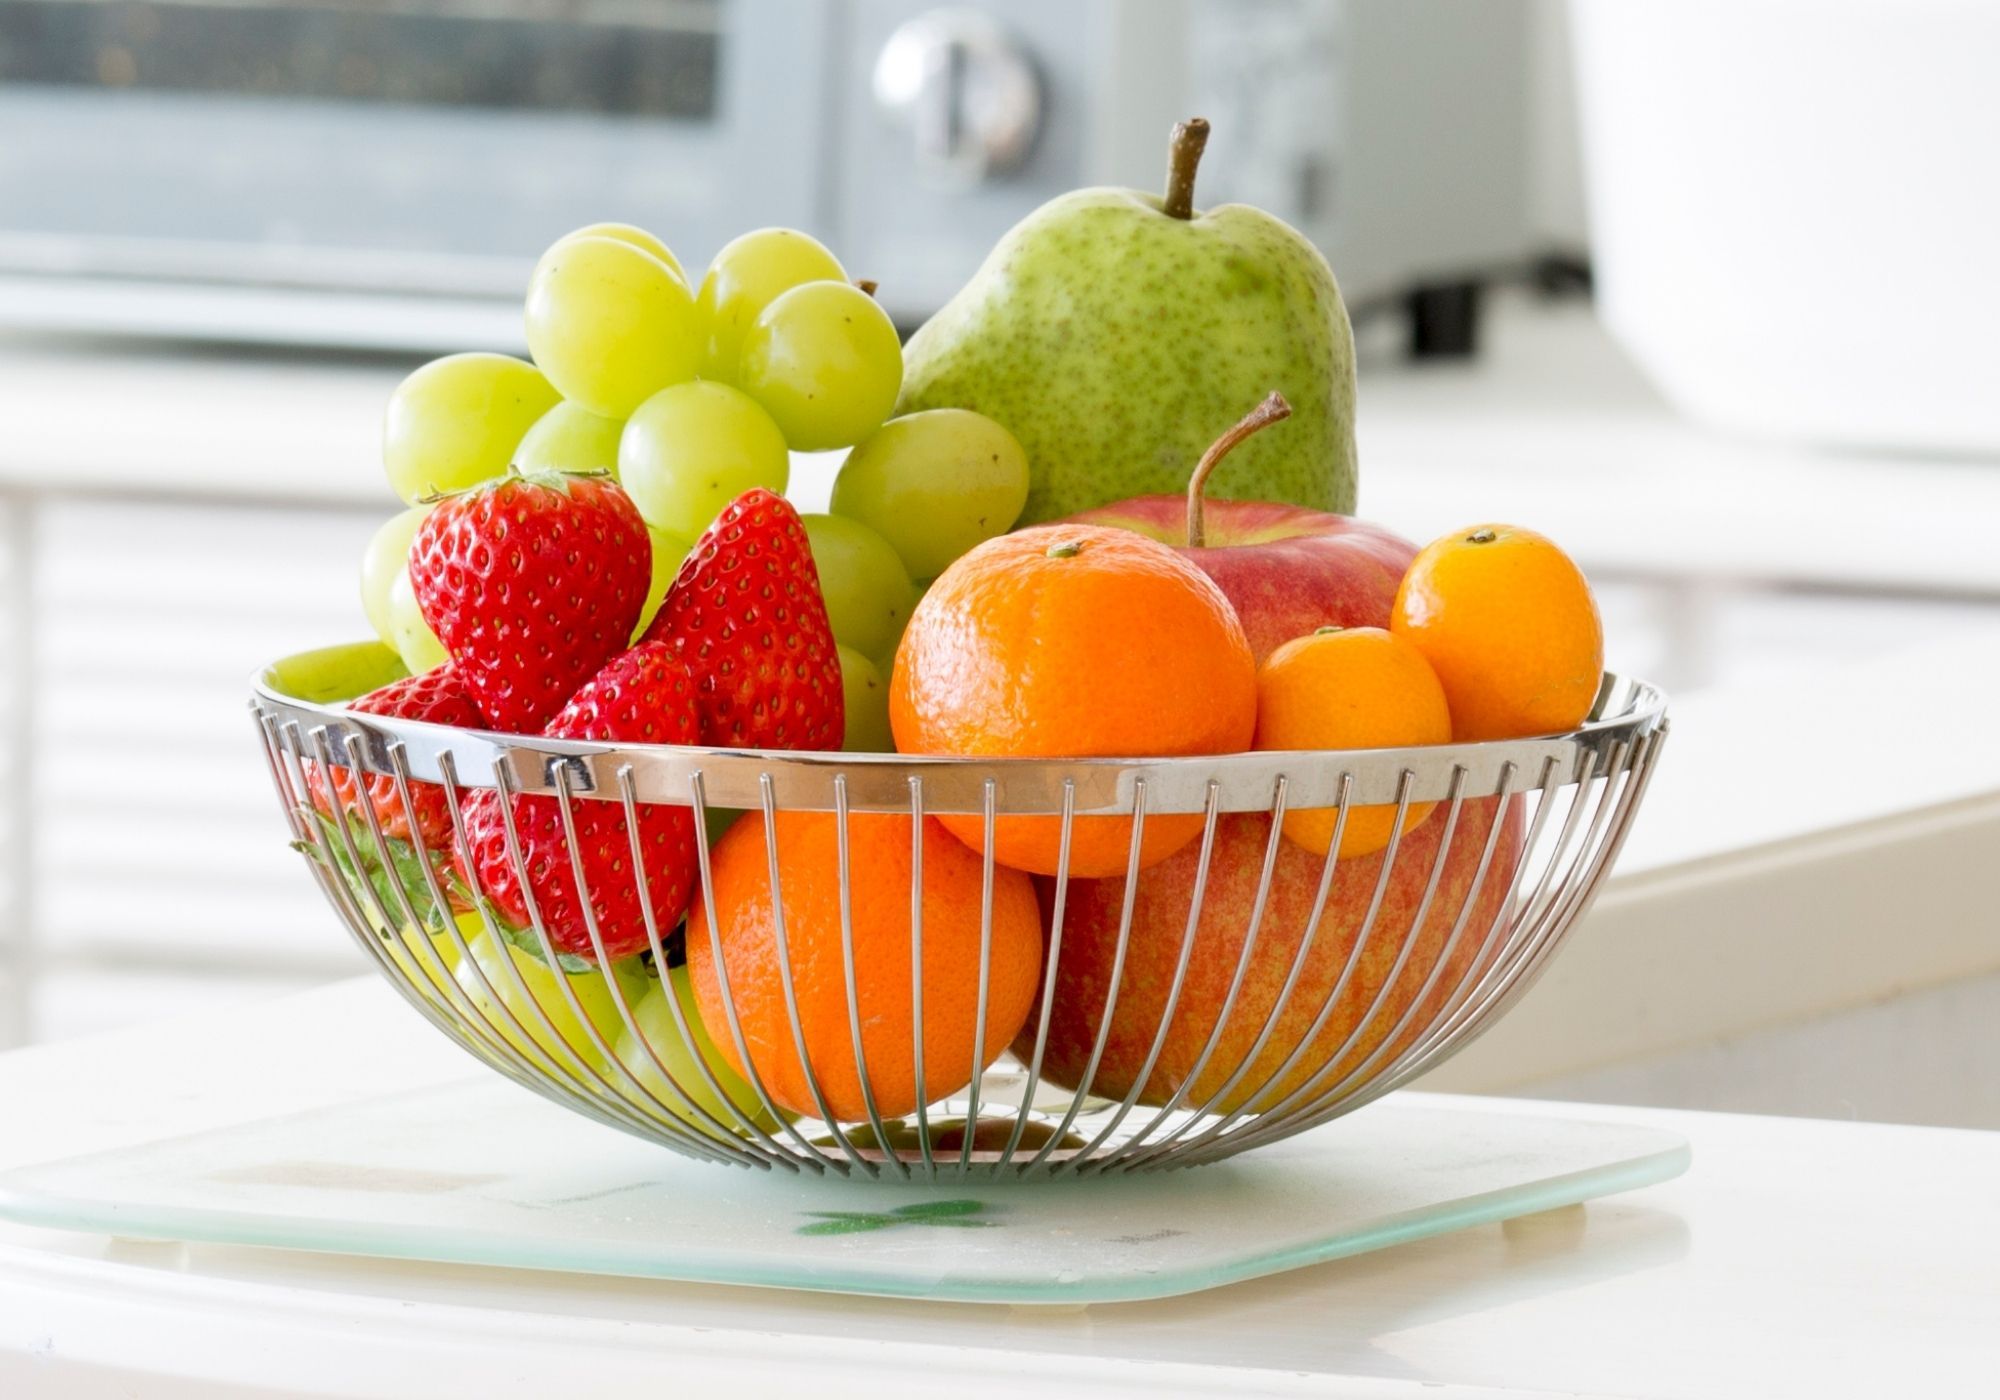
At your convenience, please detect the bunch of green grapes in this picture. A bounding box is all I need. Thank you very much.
[814,409,1033,751]
[362,221,915,676]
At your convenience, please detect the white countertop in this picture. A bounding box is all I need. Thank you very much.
[1,977,1995,1399]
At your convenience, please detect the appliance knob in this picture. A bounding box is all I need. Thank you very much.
[871,10,1040,190]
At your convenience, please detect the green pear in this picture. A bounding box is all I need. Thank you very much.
[898,119,1356,526]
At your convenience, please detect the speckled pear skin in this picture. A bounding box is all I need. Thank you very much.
[897,188,1356,525]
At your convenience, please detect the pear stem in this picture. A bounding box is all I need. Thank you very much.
[1186,392,1292,548]
[1163,118,1211,220]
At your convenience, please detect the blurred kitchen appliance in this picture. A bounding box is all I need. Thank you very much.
[0,0,1540,349]
[1572,0,2000,457]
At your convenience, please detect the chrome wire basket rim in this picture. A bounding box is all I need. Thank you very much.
[252,644,1669,1181]
[252,646,1666,814]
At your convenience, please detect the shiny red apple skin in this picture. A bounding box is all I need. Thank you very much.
[1018,800,1522,1115]
[1060,495,1417,662]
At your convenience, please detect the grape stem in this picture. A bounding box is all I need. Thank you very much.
[1186,392,1292,549]
[1163,117,1211,220]
[854,279,880,298]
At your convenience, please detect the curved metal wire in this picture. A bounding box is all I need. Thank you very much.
[252,662,1668,1181]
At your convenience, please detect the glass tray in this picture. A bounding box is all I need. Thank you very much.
[0,1079,1688,1305]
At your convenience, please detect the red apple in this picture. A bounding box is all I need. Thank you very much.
[1065,495,1416,661]
[1060,395,1418,661]
[1018,800,1521,1116]
[1025,393,1517,1115]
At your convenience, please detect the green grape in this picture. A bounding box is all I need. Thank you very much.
[386,567,448,674]
[514,401,624,477]
[524,235,701,418]
[455,930,649,1075]
[696,227,847,379]
[359,504,433,646]
[634,525,693,641]
[830,409,1031,579]
[382,353,559,505]
[737,281,902,451]
[614,964,786,1137]
[836,645,894,754]
[801,513,916,660]
[618,381,790,539]
[377,910,478,1006]
[875,576,927,671]
[557,221,686,288]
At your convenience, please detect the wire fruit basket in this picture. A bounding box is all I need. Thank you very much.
[252,643,1668,1181]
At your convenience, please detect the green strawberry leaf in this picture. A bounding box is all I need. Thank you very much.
[915,1217,997,1229]
[298,808,460,937]
[494,917,599,975]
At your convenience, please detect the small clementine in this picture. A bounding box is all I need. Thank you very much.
[890,523,1257,877]
[687,810,1041,1123]
[1254,626,1452,857]
[1391,524,1603,741]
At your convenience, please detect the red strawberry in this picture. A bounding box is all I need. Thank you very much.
[308,663,483,852]
[464,641,702,962]
[410,471,650,734]
[641,488,844,750]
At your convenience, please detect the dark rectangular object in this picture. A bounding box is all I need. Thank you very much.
[0,0,720,118]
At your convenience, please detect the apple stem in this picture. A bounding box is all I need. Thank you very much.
[1163,118,1211,220]
[1186,392,1293,548]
